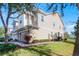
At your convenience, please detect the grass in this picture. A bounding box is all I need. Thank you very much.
[0,39,75,56]
[63,39,75,44]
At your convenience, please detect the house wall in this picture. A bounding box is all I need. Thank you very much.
[32,13,64,40]
[12,10,64,41]
[52,13,64,38]
[18,14,28,28]
[12,15,25,31]
[14,13,34,30]
[12,12,38,41]
[19,14,24,28]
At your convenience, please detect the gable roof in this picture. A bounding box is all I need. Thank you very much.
[33,9,47,15]
[36,9,64,26]
[52,13,64,26]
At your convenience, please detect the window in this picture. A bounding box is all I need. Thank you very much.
[31,15,35,26]
[41,15,44,22]
[20,20,22,24]
[53,22,55,27]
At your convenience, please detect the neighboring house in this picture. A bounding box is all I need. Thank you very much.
[11,9,64,42]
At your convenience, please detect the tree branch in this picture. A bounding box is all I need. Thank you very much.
[6,9,19,27]
[10,10,18,14]
[9,13,23,19]
[0,9,6,28]
[6,12,10,27]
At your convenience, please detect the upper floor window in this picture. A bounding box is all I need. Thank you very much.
[53,22,55,27]
[20,20,22,24]
[41,15,44,22]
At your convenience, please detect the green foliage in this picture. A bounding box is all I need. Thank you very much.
[0,27,4,37]
[64,32,70,38]
[0,3,36,19]
[0,3,36,43]
[0,44,16,53]
[0,37,4,42]
[0,27,5,42]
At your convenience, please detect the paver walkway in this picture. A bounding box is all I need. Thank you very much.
[0,41,54,47]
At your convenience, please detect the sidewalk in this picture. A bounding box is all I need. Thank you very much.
[0,41,54,47]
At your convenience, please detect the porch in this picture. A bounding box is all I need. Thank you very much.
[11,25,39,43]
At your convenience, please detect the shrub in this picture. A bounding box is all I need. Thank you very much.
[0,36,13,42]
[64,38,67,41]
[8,38,13,41]
[0,37,4,42]
[0,44,16,52]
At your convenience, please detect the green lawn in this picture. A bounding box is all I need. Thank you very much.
[0,39,75,56]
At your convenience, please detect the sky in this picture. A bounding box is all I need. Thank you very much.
[0,3,78,34]
[37,3,78,34]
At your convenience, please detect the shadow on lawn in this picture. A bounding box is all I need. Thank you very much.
[63,40,75,44]
[0,44,63,56]
[25,46,63,56]
[26,47,52,56]
[0,44,16,55]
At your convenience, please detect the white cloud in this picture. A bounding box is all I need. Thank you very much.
[65,23,76,34]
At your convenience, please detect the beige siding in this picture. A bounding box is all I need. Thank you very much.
[12,10,64,41]
[32,13,64,39]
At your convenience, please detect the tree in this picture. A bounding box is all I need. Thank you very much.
[73,17,79,56]
[47,3,79,55]
[47,3,79,16]
[70,31,75,39]
[0,3,35,44]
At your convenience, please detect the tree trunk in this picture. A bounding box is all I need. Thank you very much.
[4,27,8,44]
[73,36,79,56]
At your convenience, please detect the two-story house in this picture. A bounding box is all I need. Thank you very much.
[11,9,64,43]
